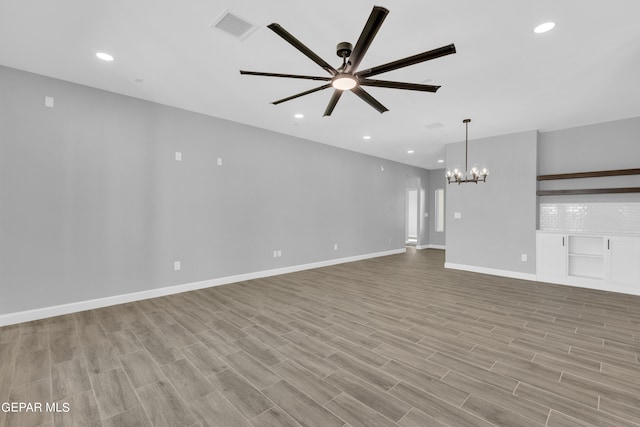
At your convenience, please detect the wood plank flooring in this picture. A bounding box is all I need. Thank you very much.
[1,248,640,426]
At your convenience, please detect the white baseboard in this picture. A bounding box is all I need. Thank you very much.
[536,275,640,296]
[0,248,406,327]
[417,244,445,250]
[445,262,537,281]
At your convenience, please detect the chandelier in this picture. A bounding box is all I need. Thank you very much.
[446,119,489,184]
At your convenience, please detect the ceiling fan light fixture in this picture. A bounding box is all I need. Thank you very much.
[332,74,357,91]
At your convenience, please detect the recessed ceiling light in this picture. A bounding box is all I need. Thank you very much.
[437,159,444,163]
[533,22,555,34]
[96,52,114,61]
[362,135,371,140]
[407,150,415,154]
[294,113,304,119]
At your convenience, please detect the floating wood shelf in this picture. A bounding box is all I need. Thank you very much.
[537,187,640,196]
[537,168,640,196]
[537,168,640,181]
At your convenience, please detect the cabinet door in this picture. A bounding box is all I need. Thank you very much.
[607,236,640,286]
[537,233,567,279]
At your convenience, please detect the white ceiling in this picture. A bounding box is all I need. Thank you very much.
[1,0,639,169]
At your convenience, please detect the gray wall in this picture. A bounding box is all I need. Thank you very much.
[428,169,446,247]
[0,65,430,315]
[538,116,640,204]
[445,130,538,274]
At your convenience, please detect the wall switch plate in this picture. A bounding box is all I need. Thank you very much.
[521,254,528,262]
[454,212,462,219]
[174,261,181,271]
[175,152,182,161]
[217,158,222,166]
[277,250,282,257]
[273,250,277,258]
[334,244,338,251]
[45,96,54,108]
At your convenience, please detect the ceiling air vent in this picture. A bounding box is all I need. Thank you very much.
[211,10,258,41]
[425,122,444,130]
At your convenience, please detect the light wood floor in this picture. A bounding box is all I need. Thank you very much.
[1,249,640,427]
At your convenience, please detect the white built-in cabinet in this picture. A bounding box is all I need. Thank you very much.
[607,236,640,286]
[536,231,640,295]
[536,233,567,280]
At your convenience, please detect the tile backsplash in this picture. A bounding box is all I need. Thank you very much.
[540,203,640,234]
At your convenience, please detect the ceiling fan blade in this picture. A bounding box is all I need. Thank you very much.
[240,70,331,81]
[359,79,441,92]
[271,83,332,105]
[267,23,337,75]
[351,86,388,114]
[356,44,456,78]
[347,6,389,73]
[323,90,343,117]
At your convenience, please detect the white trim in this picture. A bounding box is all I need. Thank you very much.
[0,248,405,327]
[536,275,640,296]
[445,262,537,281]
[417,244,445,250]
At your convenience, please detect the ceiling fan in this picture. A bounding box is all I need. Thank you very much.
[240,6,456,116]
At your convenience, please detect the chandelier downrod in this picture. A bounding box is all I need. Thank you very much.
[464,118,470,176]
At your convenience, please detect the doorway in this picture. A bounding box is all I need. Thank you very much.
[406,189,419,246]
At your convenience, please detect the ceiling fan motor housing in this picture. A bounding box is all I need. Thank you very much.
[336,42,353,58]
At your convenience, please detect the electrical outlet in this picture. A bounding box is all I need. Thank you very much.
[174,261,181,271]
[45,96,54,108]
[217,158,222,166]
[454,212,462,219]
[273,250,278,258]
[334,244,338,251]
[277,250,282,257]
[521,254,528,262]
[175,152,182,161]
